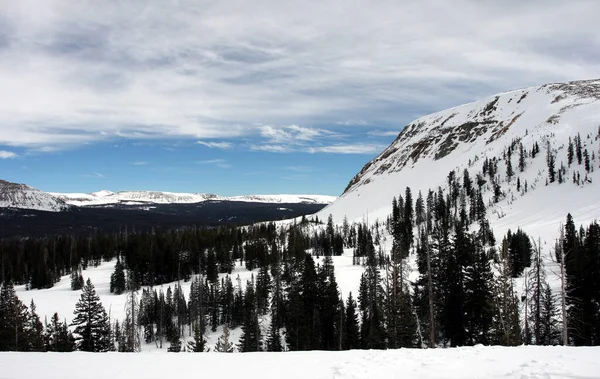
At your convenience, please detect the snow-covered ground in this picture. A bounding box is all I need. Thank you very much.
[15,252,363,352]
[1,346,598,379]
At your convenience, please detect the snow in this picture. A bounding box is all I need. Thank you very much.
[320,80,600,249]
[1,346,598,378]
[15,252,362,352]
[0,180,68,212]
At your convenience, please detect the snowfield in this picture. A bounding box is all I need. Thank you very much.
[1,346,598,379]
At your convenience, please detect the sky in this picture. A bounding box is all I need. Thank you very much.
[0,0,599,196]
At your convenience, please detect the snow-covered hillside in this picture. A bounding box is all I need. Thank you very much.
[321,79,600,242]
[0,180,69,212]
[52,190,336,207]
[2,346,598,379]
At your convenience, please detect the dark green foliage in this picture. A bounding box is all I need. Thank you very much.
[71,278,111,352]
[70,269,84,291]
[564,216,600,345]
[342,292,360,350]
[0,282,32,351]
[110,259,126,295]
[44,312,75,352]
[238,281,261,352]
[503,229,533,277]
[265,316,282,352]
[187,320,207,352]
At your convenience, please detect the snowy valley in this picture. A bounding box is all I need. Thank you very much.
[2,79,600,378]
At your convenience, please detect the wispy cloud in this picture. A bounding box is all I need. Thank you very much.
[197,141,233,149]
[197,158,231,168]
[132,161,147,166]
[81,172,106,179]
[260,125,327,144]
[0,150,17,159]
[285,165,313,172]
[307,144,385,154]
[251,144,294,153]
[368,130,400,137]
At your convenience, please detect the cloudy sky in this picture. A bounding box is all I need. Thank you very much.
[0,0,598,195]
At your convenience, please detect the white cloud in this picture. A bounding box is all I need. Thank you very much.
[250,144,294,153]
[133,161,147,165]
[197,158,231,168]
[307,144,385,154]
[368,130,400,137]
[197,141,233,149]
[0,1,598,149]
[81,172,106,179]
[0,150,17,159]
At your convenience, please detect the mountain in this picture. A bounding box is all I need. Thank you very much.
[0,181,336,236]
[320,79,600,241]
[52,190,336,207]
[0,180,69,212]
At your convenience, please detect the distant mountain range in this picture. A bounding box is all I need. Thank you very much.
[0,179,335,212]
[0,180,336,237]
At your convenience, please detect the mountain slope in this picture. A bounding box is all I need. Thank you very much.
[0,180,69,212]
[320,79,600,240]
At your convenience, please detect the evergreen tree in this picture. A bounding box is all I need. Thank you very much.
[187,320,207,352]
[491,238,522,346]
[265,316,283,352]
[71,278,111,352]
[215,324,234,352]
[342,292,360,350]
[45,313,75,352]
[27,300,45,351]
[506,151,514,181]
[567,137,574,166]
[575,133,583,165]
[70,268,84,291]
[0,282,30,351]
[110,259,126,295]
[238,281,262,352]
[519,143,526,172]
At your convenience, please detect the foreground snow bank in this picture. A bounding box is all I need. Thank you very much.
[1,346,598,379]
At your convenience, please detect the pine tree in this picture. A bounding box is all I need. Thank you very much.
[506,152,514,181]
[187,320,206,352]
[110,259,126,295]
[539,283,561,345]
[519,143,526,172]
[0,282,30,351]
[27,300,45,351]
[575,133,583,165]
[70,268,84,291]
[584,149,590,173]
[238,281,262,352]
[567,137,574,166]
[71,278,111,352]
[45,313,75,352]
[215,324,234,352]
[491,238,522,346]
[342,292,360,350]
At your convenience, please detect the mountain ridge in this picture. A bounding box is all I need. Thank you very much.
[0,179,336,212]
[321,78,600,243]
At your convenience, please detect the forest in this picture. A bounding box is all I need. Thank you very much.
[1,134,599,352]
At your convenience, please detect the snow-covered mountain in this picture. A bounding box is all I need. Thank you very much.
[0,180,69,212]
[52,190,336,207]
[320,79,600,241]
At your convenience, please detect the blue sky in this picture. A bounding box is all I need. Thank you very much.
[0,1,599,196]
